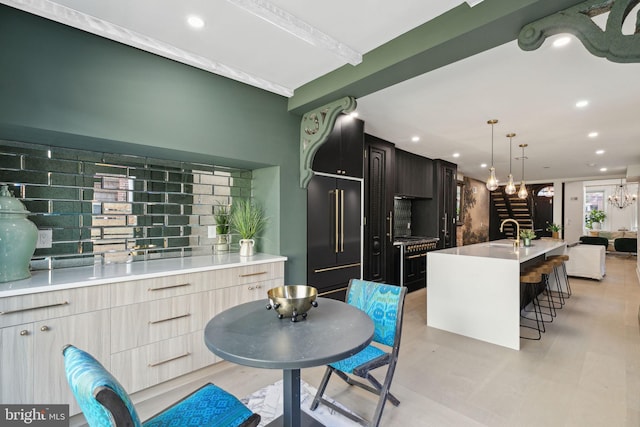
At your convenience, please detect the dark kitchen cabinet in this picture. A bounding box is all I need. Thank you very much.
[312,114,364,178]
[395,149,433,198]
[363,134,395,283]
[423,159,457,249]
[307,175,361,300]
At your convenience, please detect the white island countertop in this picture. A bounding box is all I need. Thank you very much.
[432,238,565,263]
[427,238,566,350]
[0,253,287,297]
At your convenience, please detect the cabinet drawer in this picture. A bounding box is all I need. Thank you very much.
[111,291,216,353]
[215,278,283,312]
[111,331,217,393]
[0,285,110,328]
[213,262,284,289]
[111,272,210,306]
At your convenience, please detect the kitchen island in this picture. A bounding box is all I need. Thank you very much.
[426,238,565,350]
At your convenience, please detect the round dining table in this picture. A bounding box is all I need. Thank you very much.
[204,297,374,427]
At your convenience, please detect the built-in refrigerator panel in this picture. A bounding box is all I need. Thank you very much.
[307,174,362,300]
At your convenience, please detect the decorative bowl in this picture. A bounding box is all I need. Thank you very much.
[266,285,318,322]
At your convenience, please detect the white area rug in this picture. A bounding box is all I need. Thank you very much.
[241,379,360,427]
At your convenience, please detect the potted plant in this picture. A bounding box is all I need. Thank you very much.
[519,229,536,247]
[546,222,563,239]
[214,203,230,252]
[230,198,267,257]
[585,209,606,231]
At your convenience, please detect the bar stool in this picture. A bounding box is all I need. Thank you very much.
[547,254,571,297]
[520,271,544,340]
[529,261,560,320]
[546,257,568,303]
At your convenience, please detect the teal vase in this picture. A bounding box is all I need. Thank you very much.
[0,185,38,283]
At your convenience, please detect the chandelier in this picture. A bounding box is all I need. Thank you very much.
[608,179,637,209]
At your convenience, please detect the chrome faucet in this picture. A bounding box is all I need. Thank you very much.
[500,219,520,249]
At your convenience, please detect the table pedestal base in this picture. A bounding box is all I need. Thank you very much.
[264,411,325,427]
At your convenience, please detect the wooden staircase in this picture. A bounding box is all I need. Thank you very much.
[492,189,534,238]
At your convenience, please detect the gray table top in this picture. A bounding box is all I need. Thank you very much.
[204,297,374,370]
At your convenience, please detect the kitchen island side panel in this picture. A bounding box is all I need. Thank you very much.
[427,252,521,350]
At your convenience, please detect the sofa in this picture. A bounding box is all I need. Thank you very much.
[566,244,606,280]
[597,230,638,252]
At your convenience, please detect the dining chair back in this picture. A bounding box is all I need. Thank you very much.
[310,279,407,427]
[62,345,260,427]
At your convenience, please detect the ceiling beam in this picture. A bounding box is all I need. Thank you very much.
[287,0,584,115]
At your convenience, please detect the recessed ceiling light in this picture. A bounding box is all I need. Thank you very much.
[349,111,359,118]
[452,153,460,158]
[600,167,607,172]
[552,36,571,47]
[595,149,605,155]
[187,15,205,29]
[588,131,599,138]
[480,163,487,168]
[411,136,420,142]
[575,100,589,108]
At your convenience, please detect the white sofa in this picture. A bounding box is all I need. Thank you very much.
[565,244,606,280]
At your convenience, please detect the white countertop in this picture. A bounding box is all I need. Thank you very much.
[0,253,287,297]
[429,238,565,263]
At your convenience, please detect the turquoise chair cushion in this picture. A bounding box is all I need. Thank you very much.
[143,383,254,427]
[64,345,142,426]
[64,346,255,427]
[347,279,402,347]
[329,344,386,374]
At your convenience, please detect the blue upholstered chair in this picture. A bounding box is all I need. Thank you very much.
[62,345,260,427]
[310,279,407,427]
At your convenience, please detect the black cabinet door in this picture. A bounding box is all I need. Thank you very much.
[363,135,395,283]
[312,115,363,178]
[395,149,433,198]
[307,175,362,298]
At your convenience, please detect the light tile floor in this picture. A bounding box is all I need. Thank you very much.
[72,255,640,427]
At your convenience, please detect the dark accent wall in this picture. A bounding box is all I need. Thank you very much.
[0,5,305,283]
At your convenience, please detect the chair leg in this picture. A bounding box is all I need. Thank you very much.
[310,367,333,411]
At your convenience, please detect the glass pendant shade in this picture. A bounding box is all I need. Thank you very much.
[517,143,528,199]
[485,119,499,191]
[505,174,517,195]
[504,132,516,195]
[486,167,499,191]
[518,181,528,199]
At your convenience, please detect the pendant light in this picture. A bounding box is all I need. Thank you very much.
[517,143,528,199]
[504,133,517,195]
[486,119,499,191]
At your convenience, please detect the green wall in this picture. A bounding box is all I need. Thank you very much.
[0,5,306,284]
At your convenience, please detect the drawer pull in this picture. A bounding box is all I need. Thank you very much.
[40,325,50,332]
[148,283,191,292]
[239,271,268,278]
[148,352,191,367]
[20,330,29,336]
[149,313,191,325]
[0,301,69,316]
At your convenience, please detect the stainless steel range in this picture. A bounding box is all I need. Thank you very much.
[393,236,439,291]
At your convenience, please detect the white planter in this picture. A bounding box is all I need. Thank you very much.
[239,239,255,257]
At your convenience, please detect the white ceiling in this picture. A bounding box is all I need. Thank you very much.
[6,0,640,184]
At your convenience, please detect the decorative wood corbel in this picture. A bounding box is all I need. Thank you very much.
[518,0,640,63]
[299,96,357,188]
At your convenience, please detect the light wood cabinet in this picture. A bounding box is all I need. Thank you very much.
[0,310,110,415]
[0,259,285,414]
[109,261,285,394]
[111,330,217,392]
